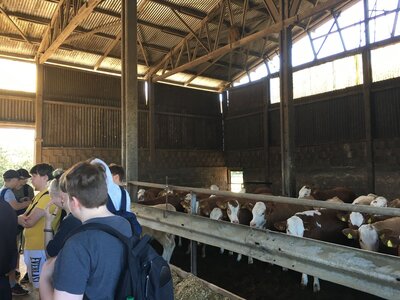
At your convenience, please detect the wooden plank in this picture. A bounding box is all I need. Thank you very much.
[94,31,122,70]
[38,0,102,64]
[153,0,348,82]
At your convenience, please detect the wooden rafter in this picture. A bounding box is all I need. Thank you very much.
[185,54,225,85]
[261,0,280,23]
[171,9,209,53]
[65,20,121,43]
[290,0,302,17]
[0,4,31,44]
[153,0,349,82]
[144,0,226,80]
[38,0,102,64]
[95,31,122,70]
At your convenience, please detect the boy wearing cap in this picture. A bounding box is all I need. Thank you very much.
[13,168,34,205]
[0,170,30,296]
[1,170,31,212]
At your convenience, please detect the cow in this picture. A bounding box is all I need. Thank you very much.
[140,203,177,263]
[298,185,356,203]
[342,217,400,255]
[274,205,348,292]
[137,187,164,201]
[216,199,254,263]
[248,200,309,230]
[338,195,388,229]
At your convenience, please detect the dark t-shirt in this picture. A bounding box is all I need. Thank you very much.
[53,215,131,299]
[0,200,17,276]
[46,213,81,257]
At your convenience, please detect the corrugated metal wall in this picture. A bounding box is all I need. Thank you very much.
[42,65,122,148]
[0,92,34,124]
[154,84,222,150]
[372,79,400,138]
[225,81,266,150]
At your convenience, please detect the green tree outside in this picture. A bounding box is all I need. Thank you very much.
[0,146,33,187]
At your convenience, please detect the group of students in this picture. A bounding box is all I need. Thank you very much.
[0,159,131,299]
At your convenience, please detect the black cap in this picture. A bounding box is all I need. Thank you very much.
[17,168,31,179]
[3,169,20,179]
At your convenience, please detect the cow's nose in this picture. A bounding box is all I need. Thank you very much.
[250,222,255,227]
[232,220,239,224]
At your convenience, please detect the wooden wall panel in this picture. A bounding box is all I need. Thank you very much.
[0,92,34,124]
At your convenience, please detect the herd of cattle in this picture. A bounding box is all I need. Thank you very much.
[134,185,400,292]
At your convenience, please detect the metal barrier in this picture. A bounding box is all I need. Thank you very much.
[129,181,400,299]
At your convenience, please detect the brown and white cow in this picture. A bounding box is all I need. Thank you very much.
[274,206,348,292]
[298,185,356,203]
[140,203,177,263]
[343,217,400,255]
[248,200,309,230]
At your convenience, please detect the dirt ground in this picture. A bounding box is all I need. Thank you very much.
[167,239,383,300]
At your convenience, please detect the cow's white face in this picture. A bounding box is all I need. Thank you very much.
[286,215,305,237]
[349,212,365,228]
[137,189,145,201]
[358,224,379,251]
[370,196,387,207]
[227,200,240,224]
[210,207,223,221]
[298,186,312,198]
[250,202,266,228]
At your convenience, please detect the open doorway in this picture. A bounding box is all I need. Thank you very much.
[0,127,34,186]
[229,170,244,193]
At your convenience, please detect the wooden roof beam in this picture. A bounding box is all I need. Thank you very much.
[145,0,226,79]
[150,0,207,20]
[94,31,121,70]
[38,0,103,64]
[0,5,32,44]
[153,0,349,82]
[261,0,280,23]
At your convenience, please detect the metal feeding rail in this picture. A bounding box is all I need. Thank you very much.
[129,181,400,299]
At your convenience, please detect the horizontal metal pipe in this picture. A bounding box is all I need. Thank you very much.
[132,204,400,300]
[129,181,400,217]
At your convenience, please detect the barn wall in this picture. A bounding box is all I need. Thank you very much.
[226,77,400,198]
[0,90,34,125]
[39,66,226,188]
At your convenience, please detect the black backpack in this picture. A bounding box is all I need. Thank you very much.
[107,185,142,236]
[73,222,174,300]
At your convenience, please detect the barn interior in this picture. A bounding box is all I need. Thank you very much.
[1,1,400,298]
[1,0,399,199]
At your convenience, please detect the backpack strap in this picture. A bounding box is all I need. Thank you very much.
[65,222,151,255]
[25,191,49,216]
[0,188,9,201]
[23,185,29,197]
[106,186,128,213]
[119,186,127,212]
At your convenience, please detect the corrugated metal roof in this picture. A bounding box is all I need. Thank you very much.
[0,0,356,91]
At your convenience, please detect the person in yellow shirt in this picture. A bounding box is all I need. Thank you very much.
[18,164,61,289]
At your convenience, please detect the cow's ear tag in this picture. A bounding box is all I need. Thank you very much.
[341,217,346,222]
[367,218,372,223]
[387,240,393,248]
[347,233,353,239]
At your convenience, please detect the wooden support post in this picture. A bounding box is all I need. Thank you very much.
[35,63,44,164]
[279,0,295,197]
[263,79,271,185]
[122,0,138,200]
[362,0,375,192]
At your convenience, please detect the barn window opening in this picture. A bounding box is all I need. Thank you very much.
[0,128,34,186]
[0,58,36,93]
[144,81,149,105]
[230,171,244,193]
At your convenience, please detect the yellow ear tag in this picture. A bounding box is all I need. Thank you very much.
[347,233,352,239]
[367,218,372,223]
[341,217,346,222]
[387,240,393,248]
